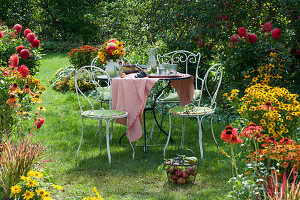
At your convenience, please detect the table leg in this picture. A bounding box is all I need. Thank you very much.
[152,81,173,144]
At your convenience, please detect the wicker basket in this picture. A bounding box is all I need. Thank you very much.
[164,155,199,184]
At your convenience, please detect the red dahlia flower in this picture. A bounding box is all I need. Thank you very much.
[238,27,247,37]
[34,117,45,129]
[9,54,19,68]
[26,32,35,42]
[19,65,30,78]
[262,22,272,32]
[20,49,30,59]
[0,30,3,38]
[107,46,117,56]
[17,45,26,54]
[13,24,22,33]
[24,29,32,36]
[31,38,40,48]
[230,34,239,43]
[271,28,281,39]
[247,33,257,44]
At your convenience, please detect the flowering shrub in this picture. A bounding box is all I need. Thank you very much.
[224,84,300,139]
[0,56,46,134]
[0,131,51,198]
[0,24,42,75]
[10,170,63,200]
[51,66,95,93]
[223,22,294,92]
[97,39,125,63]
[68,45,100,70]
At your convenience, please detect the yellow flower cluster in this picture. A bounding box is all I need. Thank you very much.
[97,39,125,63]
[226,83,300,139]
[10,170,64,200]
[83,187,103,200]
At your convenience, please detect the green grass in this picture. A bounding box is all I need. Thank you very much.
[34,53,233,199]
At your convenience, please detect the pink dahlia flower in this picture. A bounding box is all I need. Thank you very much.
[262,22,272,32]
[19,65,30,78]
[24,29,32,36]
[230,34,239,43]
[271,28,281,39]
[247,33,257,44]
[13,24,22,33]
[20,49,30,59]
[31,38,40,48]
[238,27,247,37]
[9,54,19,68]
[26,33,35,42]
[17,45,26,54]
[0,30,3,38]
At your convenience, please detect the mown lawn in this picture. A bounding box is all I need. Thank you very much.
[35,53,234,199]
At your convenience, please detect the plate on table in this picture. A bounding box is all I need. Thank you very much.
[147,74,181,78]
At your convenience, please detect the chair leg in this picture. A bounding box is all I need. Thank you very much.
[99,119,103,155]
[159,104,164,134]
[197,116,204,160]
[76,117,85,161]
[181,117,185,150]
[126,116,135,159]
[105,120,111,165]
[210,115,219,154]
[150,117,155,141]
[110,120,113,141]
[163,112,172,158]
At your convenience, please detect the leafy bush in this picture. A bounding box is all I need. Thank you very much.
[68,45,100,69]
[10,170,63,200]
[52,66,95,93]
[0,59,46,134]
[0,24,42,75]
[0,131,50,198]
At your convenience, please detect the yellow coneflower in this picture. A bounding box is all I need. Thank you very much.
[32,93,42,103]
[36,105,46,111]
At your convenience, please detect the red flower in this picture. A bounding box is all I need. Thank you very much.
[238,27,247,37]
[34,117,45,129]
[31,38,40,48]
[262,22,272,32]
[8,31,16,39]
[17,45,26,54]
[24,29,32,37]
[20,49,30,59]
[9,54,19,68]
[271,28,281,39]
[223,15,229,21]
[26,32,35,42]
[13,24,22,33]
[263,136,278,146]
[240,123,263,138]
[230,135,243,144]
[0,30,3,38]
[108,39,116,43]
[9,82,21,93]
[230,34,239,43]
[279,138,294,145]
[221,125,238,143]
[23,84,34,96]
[19,65,30,78]
[247,33,257,44]
[261,101,275,111]
[107,46,117,56]
[227,42,234,48]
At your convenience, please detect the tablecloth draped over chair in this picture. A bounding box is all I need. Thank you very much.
[111,73,194,142]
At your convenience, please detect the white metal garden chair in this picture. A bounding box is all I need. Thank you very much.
[150,50,202,140]
[75,65,134,165]
[164,63,223,160]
